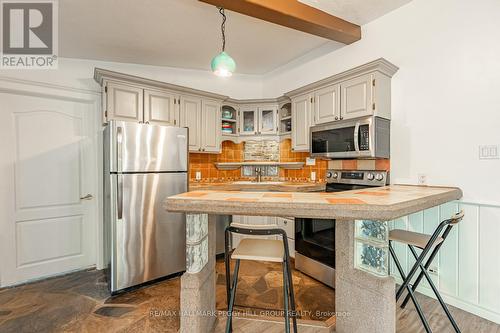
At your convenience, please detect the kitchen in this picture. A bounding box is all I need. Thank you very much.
[0,0,499,333]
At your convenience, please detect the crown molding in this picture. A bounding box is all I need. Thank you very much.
[285,58,399,98]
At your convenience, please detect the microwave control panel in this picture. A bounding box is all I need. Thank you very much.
[359,124,370,151]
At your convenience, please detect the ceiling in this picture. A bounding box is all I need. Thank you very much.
[298,0,412,25]
[59,0,412,75]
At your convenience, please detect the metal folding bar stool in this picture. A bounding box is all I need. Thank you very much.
[224,223,298,333]
[389,210,464,333]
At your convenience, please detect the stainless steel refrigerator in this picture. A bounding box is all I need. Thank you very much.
[104,120,188,293]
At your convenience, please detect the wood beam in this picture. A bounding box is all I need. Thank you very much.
[199,0,361,44]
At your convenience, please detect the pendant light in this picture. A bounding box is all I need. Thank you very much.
[211,7,236,77]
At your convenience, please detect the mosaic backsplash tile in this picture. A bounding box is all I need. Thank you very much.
[244,140,279,161]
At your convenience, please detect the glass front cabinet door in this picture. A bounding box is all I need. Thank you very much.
[259,106,278,134]
[240,107,258,135]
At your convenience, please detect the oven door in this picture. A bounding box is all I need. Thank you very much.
[295,219,335,268]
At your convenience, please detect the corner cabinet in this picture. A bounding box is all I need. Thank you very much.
[291,93,312,152]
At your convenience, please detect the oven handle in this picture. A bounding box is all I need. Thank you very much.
[354,122,360,153]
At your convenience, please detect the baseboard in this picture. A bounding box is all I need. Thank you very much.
[393,276,500,325]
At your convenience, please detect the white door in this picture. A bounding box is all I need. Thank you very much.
[105,81,144,123]
[0,93,97,287]
[179,95,202,152]
[201,99,221,153]
[314,84,340,124]
[291,93,312,152]
[340,74,373,120]
[144,89,177,126]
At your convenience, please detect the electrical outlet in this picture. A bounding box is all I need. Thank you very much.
[479,145,499,159]
[195,171,202,181]
[310,171,316,182]
[306,157,316,166]
[417,174,427,185]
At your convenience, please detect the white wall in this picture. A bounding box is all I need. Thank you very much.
[262,0,500,205]
[0,57,263,100]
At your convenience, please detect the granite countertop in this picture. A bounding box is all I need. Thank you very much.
[165,185,462,221]
[189,181,326,192]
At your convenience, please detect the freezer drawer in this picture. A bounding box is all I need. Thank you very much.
[109,172,187,292]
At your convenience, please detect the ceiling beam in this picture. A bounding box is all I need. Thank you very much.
[199,0,361,44]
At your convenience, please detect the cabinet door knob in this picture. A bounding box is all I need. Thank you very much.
[340,116,343,120]
[334,116,338,120]
[198,148,201,151]
[202,148,205,152]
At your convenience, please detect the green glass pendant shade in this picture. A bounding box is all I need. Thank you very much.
[211,51,236,77]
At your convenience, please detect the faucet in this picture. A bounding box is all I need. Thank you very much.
[255,167,263,183]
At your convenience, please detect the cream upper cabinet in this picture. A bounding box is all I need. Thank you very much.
[340,74,374,120]
[179,95,202,152]
[258,105,278,134]
[144,89,178,126]
[239,107,258,135]
[313,84,340,125]
[291,93,312,152]
[201,99,221,153]
[105,82,144,122]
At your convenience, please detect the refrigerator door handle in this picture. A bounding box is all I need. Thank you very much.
[117,126,123,219]
[117,174,123,219]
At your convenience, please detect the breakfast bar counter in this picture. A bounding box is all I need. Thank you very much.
[165,185,462,333]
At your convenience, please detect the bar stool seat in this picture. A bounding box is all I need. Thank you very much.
[224,223,297,333]
[389,229,444,249]
[231,238,284,262]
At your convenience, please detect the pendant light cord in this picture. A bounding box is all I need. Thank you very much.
[218,7,226,52]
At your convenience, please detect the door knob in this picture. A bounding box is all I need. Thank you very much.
[80,194,94,200]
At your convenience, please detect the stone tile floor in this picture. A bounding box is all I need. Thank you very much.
[0,259,334,333]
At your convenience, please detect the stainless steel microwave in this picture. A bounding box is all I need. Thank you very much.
[310,116,390,159]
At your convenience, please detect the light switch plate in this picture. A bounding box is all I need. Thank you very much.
[479,145,499,159]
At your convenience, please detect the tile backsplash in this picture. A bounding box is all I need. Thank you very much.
[189,139,390,182]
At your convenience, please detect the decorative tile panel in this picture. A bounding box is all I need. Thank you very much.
[185,213,209,274]
[243,140,279,161]
[354,220,389,276]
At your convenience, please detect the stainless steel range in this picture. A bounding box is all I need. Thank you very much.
[294,169,388,288]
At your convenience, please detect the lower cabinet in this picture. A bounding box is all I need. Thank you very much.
[231,215,295,258]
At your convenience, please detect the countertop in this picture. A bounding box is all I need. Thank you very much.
[165,185,462,221]
[189,181,325,192]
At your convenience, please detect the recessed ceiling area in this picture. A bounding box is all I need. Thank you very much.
[59,0,412,75]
